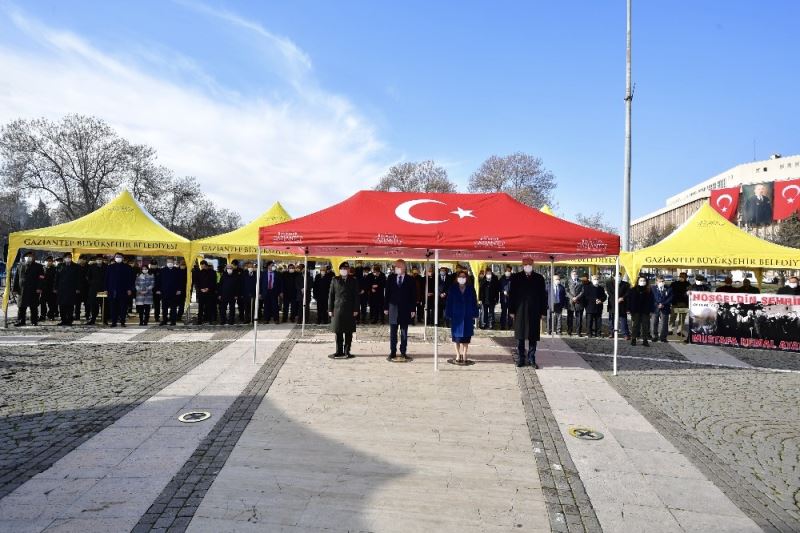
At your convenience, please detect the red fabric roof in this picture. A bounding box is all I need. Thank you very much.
[259,191,619,260]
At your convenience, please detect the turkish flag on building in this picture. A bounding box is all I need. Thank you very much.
[709,187,740,220]
[773,178,800,220]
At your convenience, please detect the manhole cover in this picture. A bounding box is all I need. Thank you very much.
[568,427,604,441]
[178,411,211,423]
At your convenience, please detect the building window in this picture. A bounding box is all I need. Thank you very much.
[756,168,760,173]
[764,167,768,172]
[780,164,784,169]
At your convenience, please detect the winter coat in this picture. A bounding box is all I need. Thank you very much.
[135,273,155,305]
[54,262,82,306]
[580,283,607,315]
[478,276,501,306]
[384,273,417,326]
[509,271,548,342]
[651,285,673,314]
[445,283,479,338]
[626,285,654,315]
[329,275,359,333]
[104,262,134,298]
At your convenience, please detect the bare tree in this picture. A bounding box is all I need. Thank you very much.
[637,223,676,249]
[0,191,28,237]
[769,213,800,249]
[375,160,457,193]
[468,152,556,208]
[574,212,617,234]
[0,115,138,219]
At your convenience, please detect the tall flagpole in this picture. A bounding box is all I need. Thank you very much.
[622,0,633,251]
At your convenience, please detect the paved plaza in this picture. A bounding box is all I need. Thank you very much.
[0,317,798,532]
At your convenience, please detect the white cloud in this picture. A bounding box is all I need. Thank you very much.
[0,5,390,221]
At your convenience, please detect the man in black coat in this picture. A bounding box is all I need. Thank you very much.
[149,260,161,323]
[626,275,654,346]
[606,274,630,339]
[777,276,800,295]
[54,253,82,326]
[156,259,183,326]
[217,264,240,325]
[195,260,217,324]
[74,257,89,321]
[357,267,370,323]
[12,251,44,326]
[581,275,607,338]
[177,261,189,321]
[105,252,134,327]
[39,256,56,321]
[478,269,500,329]
[367,264,386,324]
[282,264,298,322]
[437,266,453,326]
[295,263,313,324]
[313,265,333,324]
[85,256,106,325]
[508,258,548,368]
[384,260,417,359]
[259,261,283,324]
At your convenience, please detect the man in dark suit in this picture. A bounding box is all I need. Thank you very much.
[259,261,283,324]
[547,274,568,335]
[155,259,183,326]
[384,259,417,359]
[241,261,258,324]
[13,251,45,326]
[105,252,134,327]
[85,255,106,325]
[329,261,360,356]
[509,258,548,368]
[282,264,298,322]
[743,184,773,226]
[217,264,240,325]
[437,266,453,326]
[313,264,333,324]
[195,260,217,324]
[368,264,386,324]
[479,269,500,329]
[54,253,82,326]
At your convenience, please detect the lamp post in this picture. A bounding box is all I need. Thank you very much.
[622,0,633,251]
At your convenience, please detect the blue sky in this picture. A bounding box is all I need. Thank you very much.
[0,1,798,225]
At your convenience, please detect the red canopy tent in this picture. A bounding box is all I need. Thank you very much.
[256,191,622,371]
[258,191,618,260]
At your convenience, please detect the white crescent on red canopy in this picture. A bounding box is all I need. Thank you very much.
[394,199,476,225]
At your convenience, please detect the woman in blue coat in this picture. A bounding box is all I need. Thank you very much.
[445,270,480,363]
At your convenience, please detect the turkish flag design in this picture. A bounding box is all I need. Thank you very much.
[773,179,800,221]
[709,187,740,220]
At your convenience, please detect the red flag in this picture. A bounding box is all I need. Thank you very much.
[773,178,800,221]
[709,187,740,220]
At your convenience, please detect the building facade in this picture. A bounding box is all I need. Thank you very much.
[631,154,800,247]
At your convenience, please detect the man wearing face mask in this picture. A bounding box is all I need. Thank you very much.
[478,269,500,329]
[12,251,44,327]
[259,261,283,324]
[357,267,370,323]
[39,256,56,322]
[149,261,161,323]
[548,274,567,335]
[424,266,436,326]
[509,258,548,368]
[282,264,298,323]
[580,275,607,337]
[53,253,82,326]
[383,260,417,359]
[777,276,800,295]
[566,270,582,336]
[669,272,690,337]
[626,275,654,346]
[499,266,513,330]
[195,260,217,325]
[572,275,589,336]
[367,264,386,324]
[411,267,424,324]
[218,263,240,325]
[84,256,106,326]
[313,265,333,325]
[155,259,183,326]
[606,272,630,340]
[650,276,673,342]
[105,253,134,327]
[241,261,258,324]
[176,260,189,321]
[438,266,453,326]
[295,263,314,324]
[329,262,360,357]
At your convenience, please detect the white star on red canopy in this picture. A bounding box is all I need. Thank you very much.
[450,207,475,219]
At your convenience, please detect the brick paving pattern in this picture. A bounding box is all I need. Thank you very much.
[0,337,240,499]
[133,327,299,532]
[578,345,800,533]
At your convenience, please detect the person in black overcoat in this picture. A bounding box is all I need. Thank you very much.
[329,261,360,356]
[85,256,106,325]
[580,275,607,338]
[626,275,654,346]
[259,261,283,324]
[105,252,134,327]
[12,251,44,326]
[479,270,500,329]
[195,260,218,324]
[217,264,240,325]
[54,253,82,326]
[508,258,548,368]
[383,260,417,358]
[156,260,183,326]
[367,264,386,324]
[39,257,56,321]
[313,265,333,324]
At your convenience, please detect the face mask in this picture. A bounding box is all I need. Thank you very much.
[270,265,277,271]
[591,279,599,286]
[394,267,402,275]
[571,274,577,280]
[340,269,348,276]
[142,269,149,274]
[505,271,511,277]
[695,280,703,286]
[289,268,295,273]
[554,278,560,284]
[166,262,174,268]
[115,257,123,263]
[523,265,533,274]
[789,282,798,289]
[457,277,467,285]
[638,280,646,286]
[440,271,446,277]
[64,258,72,264]
[657,282,664,289]
[247,268,254,273]
[226,269,233,274]
[24,257,32,263]
[46,262,53,267]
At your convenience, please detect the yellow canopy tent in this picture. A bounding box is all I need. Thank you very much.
[191,202,292,261]
[2,190,193,320]
[540,205,555,216]
[624,202,800,277]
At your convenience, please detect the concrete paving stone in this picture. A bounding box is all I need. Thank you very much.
[624,448,708,480]
[592,502,683,533]
[610,428,680,453]
[0,519,56,533]
[643,474,751,517]
[669,508,764,533]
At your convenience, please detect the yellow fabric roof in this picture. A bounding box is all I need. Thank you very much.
[540,205,554,216]
[192,202,292,259]
[3,190,193,311]
[624,202,800,275]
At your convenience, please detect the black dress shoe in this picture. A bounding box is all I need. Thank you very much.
[631,339,636,346]
[532,363,539,369]
[110,323,117,328]
[642,340,650,347]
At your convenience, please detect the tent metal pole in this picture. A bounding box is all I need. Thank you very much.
[549,258,555,338]
[613,255,620,376]
[254,247,261,364]
[434,249,439,372]
[302,252,308,337]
